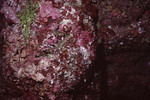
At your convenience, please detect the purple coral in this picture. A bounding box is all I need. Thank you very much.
[38,1,60,22]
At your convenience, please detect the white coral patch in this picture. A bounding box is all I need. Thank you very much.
[80,46,90,60]
[38,58,49,71]
[24,64,36,75]
[32,73,45,82]
[76,0,82,6]
[60,19,72,26]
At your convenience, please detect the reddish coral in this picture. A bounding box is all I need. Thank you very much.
[38,1,60,20]
[0,0,97,99]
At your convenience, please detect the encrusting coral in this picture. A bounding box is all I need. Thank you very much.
[0,0,97,99]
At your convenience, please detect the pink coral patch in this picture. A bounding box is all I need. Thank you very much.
[38,1,60,21]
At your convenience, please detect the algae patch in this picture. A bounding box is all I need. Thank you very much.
[17,0,39,41]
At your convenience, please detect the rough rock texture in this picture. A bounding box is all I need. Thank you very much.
[0,0,150,100]
[96,0,150,100]
[0,0,97,99]
[97,0,150,55]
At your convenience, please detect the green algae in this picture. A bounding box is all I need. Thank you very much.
[17,0,39,41]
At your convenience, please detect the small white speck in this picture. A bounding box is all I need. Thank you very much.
[77,16,80,21]
[85,95,88,99]
[39,25,42,28]
[84,79,86,82]
[138,27,143,34]
[50,79,54,84]
[108,25,112,29]
[109,47,112,50]
[129,38,133,40]
[120,42,123,45]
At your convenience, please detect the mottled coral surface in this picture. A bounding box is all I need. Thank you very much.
[0,0,97,99]
[0,0,150,100]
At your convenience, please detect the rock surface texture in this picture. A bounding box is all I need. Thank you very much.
[0,0,150,100]
[96,0,150,100]
[0,0,97,99]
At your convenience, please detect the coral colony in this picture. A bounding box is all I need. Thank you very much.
[1,0,97,99]
[1,0,150,99]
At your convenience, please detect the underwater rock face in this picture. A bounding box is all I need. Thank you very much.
[1,0,150,100]
[96,0,150,100]
[97,0,150,55]
[0,0,97,98]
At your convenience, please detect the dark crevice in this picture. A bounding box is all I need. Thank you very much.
[95,43,108,100]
